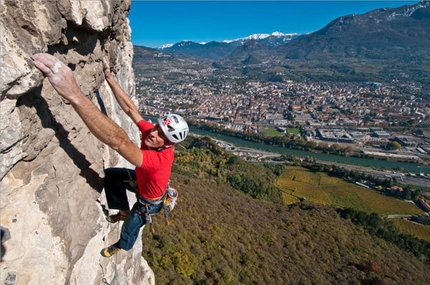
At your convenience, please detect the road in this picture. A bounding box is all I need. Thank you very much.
[317,161,429,188]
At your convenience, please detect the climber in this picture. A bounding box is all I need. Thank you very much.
[32,53,189,257]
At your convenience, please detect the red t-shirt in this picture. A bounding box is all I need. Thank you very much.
[135,120,174,199]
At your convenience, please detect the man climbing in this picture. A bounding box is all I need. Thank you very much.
[32,53,189,257]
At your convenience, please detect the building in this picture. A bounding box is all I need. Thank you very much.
[394,136,418,147]
[418,198,430,212]
[373,131,391,138]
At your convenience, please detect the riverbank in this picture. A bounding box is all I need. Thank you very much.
[207,136,430,188]
[188,127,430,175]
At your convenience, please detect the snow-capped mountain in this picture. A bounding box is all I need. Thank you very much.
[160,43,174,49]
[159,32,301,60]
[223,31,297,43]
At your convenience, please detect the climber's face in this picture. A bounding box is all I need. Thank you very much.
[144,124,169,149]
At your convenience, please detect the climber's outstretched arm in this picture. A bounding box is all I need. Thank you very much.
[102,58,143,125]
[32,53,143,168]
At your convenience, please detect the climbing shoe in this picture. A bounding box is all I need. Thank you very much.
[100,244,121,257]
[106,212,127,223]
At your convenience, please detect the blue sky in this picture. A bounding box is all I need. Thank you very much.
[129,1,417,48]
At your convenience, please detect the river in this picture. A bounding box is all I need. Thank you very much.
[144,116,429,174]
[189,127,430,174]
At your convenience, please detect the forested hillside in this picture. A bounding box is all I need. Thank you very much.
[140,136,430,285]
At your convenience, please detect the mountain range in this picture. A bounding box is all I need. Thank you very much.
[137,1,430,83]
[159,1,429,60]
[160,32,300,60]
[277,1,430,62]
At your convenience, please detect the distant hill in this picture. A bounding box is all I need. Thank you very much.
[159,40,240,60]
[228,39,275,62]
[133,45,204,63]
[276,1,430,61]
[133,45,212,78]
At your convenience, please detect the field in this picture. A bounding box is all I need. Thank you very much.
[287,127,300,134]
[260,127,284,137]
[391,218,430,242]
[260,127,301,136]
[275,166,423,216]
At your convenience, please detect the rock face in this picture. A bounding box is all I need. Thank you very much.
[0,1,154,284]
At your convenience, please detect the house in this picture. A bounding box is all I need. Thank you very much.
[389,185,404,196]
[418,198,430,212]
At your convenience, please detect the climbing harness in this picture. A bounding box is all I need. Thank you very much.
[125,168,180,233]
[135,186,179,232]
[99,263,110,284]
[136,195,164,233]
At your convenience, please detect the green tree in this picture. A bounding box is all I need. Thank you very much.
[386,141,402,150]
[402,185,412,200]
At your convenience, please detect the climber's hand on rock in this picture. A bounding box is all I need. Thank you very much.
[102,57,113,79]
[32,53,82,103]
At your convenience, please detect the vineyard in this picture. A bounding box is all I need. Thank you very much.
[276,166,423,216]
[391,218,430,242]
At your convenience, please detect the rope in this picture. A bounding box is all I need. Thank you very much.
[99,264,110,285]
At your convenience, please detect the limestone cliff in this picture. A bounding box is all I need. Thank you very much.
[0,1,153,284]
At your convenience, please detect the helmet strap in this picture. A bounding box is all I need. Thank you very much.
[157,144,172,152]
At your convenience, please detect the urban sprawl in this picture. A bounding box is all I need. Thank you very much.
[135,71,430,162]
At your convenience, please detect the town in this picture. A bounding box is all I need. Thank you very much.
[134,65,430,164]
[138,69,430,223]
